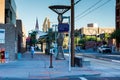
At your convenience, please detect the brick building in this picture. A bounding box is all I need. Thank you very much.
[0,0,26,61]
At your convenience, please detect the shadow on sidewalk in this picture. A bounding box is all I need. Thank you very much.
[21,51,50,61]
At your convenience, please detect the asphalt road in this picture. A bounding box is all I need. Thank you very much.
[1,77,120,80]
[76,49,120,62]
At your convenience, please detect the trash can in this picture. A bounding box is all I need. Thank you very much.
[1,50,5,63]
[18,53,21,60]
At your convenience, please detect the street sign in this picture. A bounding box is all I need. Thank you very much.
[58,23,69,32]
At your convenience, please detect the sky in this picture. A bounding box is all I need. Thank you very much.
[15,0,116,35]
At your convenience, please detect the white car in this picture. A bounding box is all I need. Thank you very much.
[98,45,112,53]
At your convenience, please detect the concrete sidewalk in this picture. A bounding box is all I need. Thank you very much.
[0,51,101,79]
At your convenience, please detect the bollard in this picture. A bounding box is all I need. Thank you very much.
[49,48,53,68]
[49,53,53,68]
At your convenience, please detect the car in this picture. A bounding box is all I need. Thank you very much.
[98,45,112,53]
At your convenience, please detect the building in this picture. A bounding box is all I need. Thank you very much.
[0,0,26,61]
[0,24,17,60]
[35,18,39,31]
[80,23,115,36]
[116,0,120,50]
[16,19,26,53]
[42,17,50,32]
[0,0,16,25]
[78,23,115,49]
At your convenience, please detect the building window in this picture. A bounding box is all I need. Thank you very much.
[117,0,120,3]
[116,9,120,17]
[116,22,120,29]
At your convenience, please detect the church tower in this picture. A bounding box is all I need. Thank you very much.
[35,18,39,31]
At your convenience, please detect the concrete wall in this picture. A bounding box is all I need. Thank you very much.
[16,19,26,53]
[0,24,17,60]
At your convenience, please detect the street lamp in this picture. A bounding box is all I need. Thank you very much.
[49,5,71,23]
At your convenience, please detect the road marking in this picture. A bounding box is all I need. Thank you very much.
[112,60,120,63]
[79,77,88,80]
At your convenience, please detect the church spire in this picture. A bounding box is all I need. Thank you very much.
[35,17,39,31]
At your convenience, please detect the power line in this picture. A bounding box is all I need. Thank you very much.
[75,0,112,21]
[74,0,82,5]
[75,0,103,19]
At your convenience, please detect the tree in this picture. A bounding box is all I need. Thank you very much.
[104,33,111,41]
[74,30,80,45]
[111,29,120,51]
[111,29,120,43]
[29,31,38,46]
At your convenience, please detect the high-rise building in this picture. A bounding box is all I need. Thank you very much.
[116,0,120,49]
[0,0,16,25]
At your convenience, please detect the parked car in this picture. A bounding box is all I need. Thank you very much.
[98,45,112,53]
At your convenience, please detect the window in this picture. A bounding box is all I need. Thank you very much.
[117,0,120,3]
[116,22,120,29]
[116,9,120,17]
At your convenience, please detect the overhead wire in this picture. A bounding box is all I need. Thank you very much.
[75,0,103,19]
[75,0,112,22]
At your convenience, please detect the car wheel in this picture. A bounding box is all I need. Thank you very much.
[109,51,111,53]
[99,51,101,53]
[102,50,105,53]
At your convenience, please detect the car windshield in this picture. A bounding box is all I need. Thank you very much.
[101,46,110,48]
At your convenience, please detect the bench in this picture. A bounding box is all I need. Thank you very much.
[74,57,91,67]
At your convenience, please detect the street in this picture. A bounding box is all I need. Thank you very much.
[0,50,120,80]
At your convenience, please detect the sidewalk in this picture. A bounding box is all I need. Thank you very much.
[0,51,101,79]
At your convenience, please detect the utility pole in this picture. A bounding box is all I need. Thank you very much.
[71,0,75,67]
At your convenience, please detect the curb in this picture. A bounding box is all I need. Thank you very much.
[81,54,120,63]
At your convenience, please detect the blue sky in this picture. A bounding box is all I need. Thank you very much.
[15,0,115,34]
